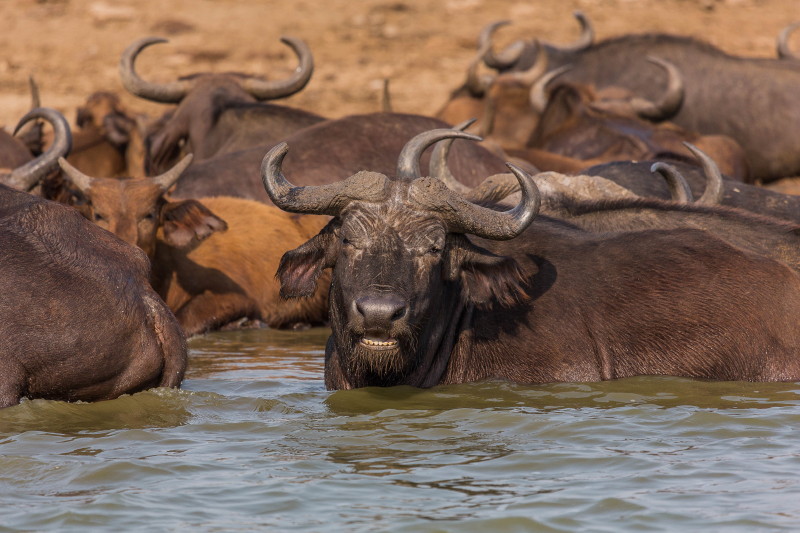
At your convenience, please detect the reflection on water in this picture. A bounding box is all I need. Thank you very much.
[1,327,800,532]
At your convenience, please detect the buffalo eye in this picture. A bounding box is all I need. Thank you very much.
[143,211,156,221]
[427,245,442,255]
[93,213,105,222]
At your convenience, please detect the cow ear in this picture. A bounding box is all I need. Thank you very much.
[529,84,585,145]
[277,220,339,299]
[161,199,228,248]
[445,235,528,308]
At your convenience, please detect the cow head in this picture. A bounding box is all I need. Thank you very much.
[262,129,540,388]
[119,35,313,172]
[57,154,226,258]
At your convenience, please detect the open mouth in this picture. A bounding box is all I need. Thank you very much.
[359,337,399,350]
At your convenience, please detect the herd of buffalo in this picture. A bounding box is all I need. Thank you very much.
[3,13,800,405]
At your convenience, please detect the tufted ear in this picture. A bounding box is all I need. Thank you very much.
[444,234,529,308]
[160,199,227,248]
[276,219,339,299]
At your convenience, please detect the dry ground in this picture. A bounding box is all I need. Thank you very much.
[1,0,798,137]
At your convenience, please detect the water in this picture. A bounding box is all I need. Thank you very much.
[2,328,800,532]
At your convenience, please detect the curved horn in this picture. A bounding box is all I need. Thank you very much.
[28,75,41,109]
[630,57,684,121]
[152,153,193,191]
[411,163,540,240]
[261,143,390,215]
[241,36,314,101]
[465,30,496,96]
[5,108,72,191]
[777,21,800,60]
[480,21,526,70]
[529,65,572,113]
[497,40,549,87]
[683,142,724,206]
[57,156,94,193]
[649,162,694,204]
[552,11,594,53]
[119,36,193,104]
[396,129,482,181]
[430,120,476,195]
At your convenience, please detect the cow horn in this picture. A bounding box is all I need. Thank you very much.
[57,157,94,193]
[152,153,194,191]
[119,37,193,104]
[4,108,72,192]
[777,21,800,60]
[683,142,724,206]
[430,120,476,195]
[629,57,684,121]
[241,36,314,100]
[396,129,482,181]
[261,142,390,216]
[529,65,572,113]
[500,41,549,86]
[411,163,540,240]
[649,162,694,204]
[480,20,526,70]
[551,11,594,53]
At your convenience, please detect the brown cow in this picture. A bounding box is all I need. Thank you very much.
[0,182,186,408]
[57,156,330,335]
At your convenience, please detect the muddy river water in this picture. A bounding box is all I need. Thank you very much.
[2,328,799,531]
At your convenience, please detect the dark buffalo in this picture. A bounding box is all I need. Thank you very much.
[57,157,330,335]
[1,108,72,192]
[261,128,800,389]
[120,35,324,174]
[521,65,749,181]
[169,112,509,203]
[483,20,800,181]
[0,183,186,408]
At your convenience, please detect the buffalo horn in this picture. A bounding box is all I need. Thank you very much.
[5,108,72,192]
[411,163,540,240]
[629,57,684,121]
[649,162,694,204]
[683,142,724,206]
[119,37,194,104]
[241,37,314,101]
[261,143,390,216]
[480,21,526,70]
[777,22,800,60]
[396,129,482,181]
[430,120,475,195]
[529,65,572,113]
[552,11,594,53]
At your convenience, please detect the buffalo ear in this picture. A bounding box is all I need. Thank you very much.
[277,220,339,299]
[528,84,585,145]
[161,199,228,248]
[445,235,528,308]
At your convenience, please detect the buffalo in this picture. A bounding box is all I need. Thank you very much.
[0,183,186,408]
[120,35,324,174]
[262,128,800,389]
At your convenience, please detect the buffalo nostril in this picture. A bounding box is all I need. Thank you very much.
[355,295,407,326]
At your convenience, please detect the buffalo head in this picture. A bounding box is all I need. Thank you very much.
[262,128,540,388]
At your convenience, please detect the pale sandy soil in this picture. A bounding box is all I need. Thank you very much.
[1,0,798,133]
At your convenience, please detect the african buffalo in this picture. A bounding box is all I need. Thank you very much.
[57,157,330,335]
[0,183,186,408]
[1,108,72,192]
[169,112,509,203]
[262,128,800,389]
[120,35,324,174]
[481,21,800,181]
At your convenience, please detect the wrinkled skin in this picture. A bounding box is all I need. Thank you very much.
[0,183,186,408]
